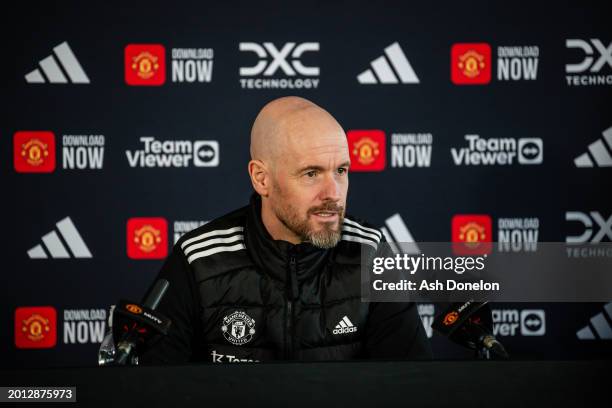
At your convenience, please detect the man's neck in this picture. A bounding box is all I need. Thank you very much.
[260,200,301,245]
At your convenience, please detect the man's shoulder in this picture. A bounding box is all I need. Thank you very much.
[339,214,385,253]
[175,204,248,254]
[343,214,382,234]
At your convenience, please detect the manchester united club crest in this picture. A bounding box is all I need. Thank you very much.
[457,49,486,79]
[124,44,166,86]
[451,214,492,255]
[346,130,386,171]
[353,136,380,166]
[14,306,57,349]
[21,138,50,167]
[131,51,160,80]
[221,311,255,346]
[458,221,487,245]
[443,311,459,326]
[134,224,162,253]
[13,131,56,173]
[21,313,52,342]
[451,43,491,85]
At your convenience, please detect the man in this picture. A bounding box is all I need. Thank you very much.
[139,96,431,363]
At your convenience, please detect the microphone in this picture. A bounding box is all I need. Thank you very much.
[113,279,172,365]
[142,279,170,309]
[432,300,509,359]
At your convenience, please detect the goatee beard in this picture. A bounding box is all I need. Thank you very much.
[275,201,344,249]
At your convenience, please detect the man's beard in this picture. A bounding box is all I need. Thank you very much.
[272,199,345,249]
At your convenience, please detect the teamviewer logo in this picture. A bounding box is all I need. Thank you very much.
[518,138,543,164]
[193,141,219,167]
[520,309,545,336]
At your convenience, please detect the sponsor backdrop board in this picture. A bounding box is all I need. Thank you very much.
[2,1,611,367]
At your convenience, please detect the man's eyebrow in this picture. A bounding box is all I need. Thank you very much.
[295,165,325,174]
[295,162,351,174]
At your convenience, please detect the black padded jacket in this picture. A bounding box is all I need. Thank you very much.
[139,194,431,364]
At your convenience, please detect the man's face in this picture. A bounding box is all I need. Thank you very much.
[269,124,350,249]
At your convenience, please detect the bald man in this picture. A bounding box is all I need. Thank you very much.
[137,97,431,364]
[249,96,349,249]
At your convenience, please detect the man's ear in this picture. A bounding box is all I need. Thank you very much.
[248,159,271,197]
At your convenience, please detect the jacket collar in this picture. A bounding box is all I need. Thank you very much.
[245,193,330,283]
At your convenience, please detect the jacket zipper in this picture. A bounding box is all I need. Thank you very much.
[285,254,297,359]
[286,299,293,359]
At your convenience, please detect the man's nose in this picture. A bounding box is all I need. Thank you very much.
[319,173,342,202]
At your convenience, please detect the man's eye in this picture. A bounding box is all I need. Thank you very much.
[306,171,318,178]
[337,167,347,175]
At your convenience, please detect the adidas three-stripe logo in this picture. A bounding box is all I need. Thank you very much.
[28,217,92,259]
[357,42,419,84]
[333,315,357,335]
[576,302,612,340]
[341,218,382,250]
[381,213,420,255]
[181,226,245,264]
[574,126,612,167]
[25,41,90,84]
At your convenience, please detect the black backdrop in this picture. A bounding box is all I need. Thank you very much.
[2,1,610,367]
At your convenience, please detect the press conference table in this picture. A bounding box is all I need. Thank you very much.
[1,360,608,407]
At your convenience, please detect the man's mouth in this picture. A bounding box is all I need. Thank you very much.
[310,207,342,223]
[313,211,337,218]
[311,212,339,224]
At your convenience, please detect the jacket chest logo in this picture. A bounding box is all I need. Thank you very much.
[221,311,256,345]
[333,315,358,335]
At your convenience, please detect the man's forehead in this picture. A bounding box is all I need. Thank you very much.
[288,137,350,169]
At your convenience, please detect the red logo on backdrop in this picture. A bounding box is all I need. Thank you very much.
[452,214,492,254]
[127,218,168,259]
[125,44,166,86]
[347,130,386,172]
[13,131,56,173]
[15,306,57,349]
[451,43,491,85]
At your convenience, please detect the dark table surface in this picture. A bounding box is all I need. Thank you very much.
[1,360,609,407]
